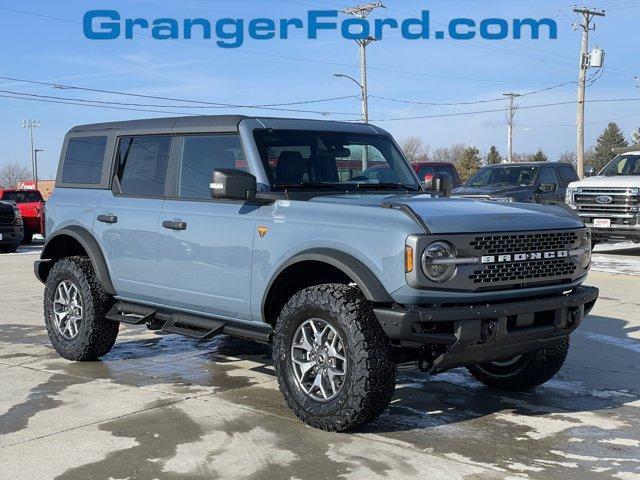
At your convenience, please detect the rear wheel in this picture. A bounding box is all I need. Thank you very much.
[273,284,396,432]
[0,243,19,253]
[21,229,33,245]
[467,338,569,391]
[44,256,119,361]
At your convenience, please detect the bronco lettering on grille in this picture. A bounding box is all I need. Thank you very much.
[480,250,569,264]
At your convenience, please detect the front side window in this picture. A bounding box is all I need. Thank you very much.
[115,136,171,197]
[467,166,539,187]
[177,135,246,199]
[253,129,419,191]
[539,168,559,186]
[61,136,107,184]
[557,166,578,185]
[601,155,640,176]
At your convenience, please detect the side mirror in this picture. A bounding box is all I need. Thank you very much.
[539,183,557,193]
[585,165,596,177]
[423,172,453,197]
[210,169,257,201]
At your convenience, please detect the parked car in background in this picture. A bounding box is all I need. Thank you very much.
[452,163,579,206]
[0,199,24,253]
[0,189,45,244]
[566,147,640,246]
[361,161,462,188]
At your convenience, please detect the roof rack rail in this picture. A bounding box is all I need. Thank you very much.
[612,146,640,154]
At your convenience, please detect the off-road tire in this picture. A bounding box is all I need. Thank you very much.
[44,256,119,361]
[273,284,396,432]
[467,337,569,391]
[21,229,33,245]
[0,243,19,253]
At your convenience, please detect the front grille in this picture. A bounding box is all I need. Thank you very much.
[574,188,639,218]
[470,258,577,284]
[0,210,15,225]
[470,231,578,255]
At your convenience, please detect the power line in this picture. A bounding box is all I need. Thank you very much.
[373,97,640,121]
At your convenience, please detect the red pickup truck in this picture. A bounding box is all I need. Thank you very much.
[0,189,45,244]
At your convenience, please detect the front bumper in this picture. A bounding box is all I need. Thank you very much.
[587,225,640,243]
[0,224,23,244]
[374,285,599,372]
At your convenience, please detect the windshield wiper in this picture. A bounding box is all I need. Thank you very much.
[273,182,348,191]
[352,183,419,191]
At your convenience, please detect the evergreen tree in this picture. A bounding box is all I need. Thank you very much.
[486,145,502,165]
[590,122,629,171]
[457,146,482,181]
[531,149,548,162]
[632,127,640,145]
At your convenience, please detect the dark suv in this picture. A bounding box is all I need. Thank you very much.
[0,200,24,253]
[453,163,579,206]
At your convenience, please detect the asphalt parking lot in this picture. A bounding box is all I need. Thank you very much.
[1,242,639,480]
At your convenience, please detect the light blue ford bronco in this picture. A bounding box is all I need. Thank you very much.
[36,116,598,431]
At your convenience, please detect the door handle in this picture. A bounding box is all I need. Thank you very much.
[162,220,187,231]
[97,214,118,224]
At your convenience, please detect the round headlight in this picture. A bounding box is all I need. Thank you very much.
[579,232,592,269]
[422,241,457,283]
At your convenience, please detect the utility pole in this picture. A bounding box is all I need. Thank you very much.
[34,149,43,191]
[341,3,384,170]
[503,93,521,163]
[574,6,605,178]
[21,120,40,186]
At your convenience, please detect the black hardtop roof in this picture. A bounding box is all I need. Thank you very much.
[68,115,387,136]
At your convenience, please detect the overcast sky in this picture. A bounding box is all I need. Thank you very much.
[1,0,639,178]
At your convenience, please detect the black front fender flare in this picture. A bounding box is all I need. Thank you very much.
[261,248,394,319]
[35,225,116,295]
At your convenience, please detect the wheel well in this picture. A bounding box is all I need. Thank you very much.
[37,234,89,283]
[43,234,88,261]
[263,261,354,327]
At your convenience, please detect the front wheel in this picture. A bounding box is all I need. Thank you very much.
[44,256,119,361]
[0,243,19,253]
[467,338,569,391]
[273,284,396,432]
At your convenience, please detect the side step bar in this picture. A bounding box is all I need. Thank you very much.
[105,301,272,343]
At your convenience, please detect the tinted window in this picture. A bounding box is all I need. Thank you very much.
[557,165,578,185]
[539,168,559,186]
[61,136,107,184]
[601,155,640,176]
[177,135,246,199]
[467,166,539,187]
[1,191,43,203]
[116,136,171,197]
[253,129,419,190]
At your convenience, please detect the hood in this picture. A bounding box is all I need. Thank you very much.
[311,194,584,234]
[569,175,640,188]
[452,185,533,198]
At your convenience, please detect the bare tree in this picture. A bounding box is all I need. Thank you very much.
[0,162,32,188]
[399,136,427,163]
[432,143,467,165]
[558,151,577,166]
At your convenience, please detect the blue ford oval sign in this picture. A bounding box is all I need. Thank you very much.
[595,195,613,204]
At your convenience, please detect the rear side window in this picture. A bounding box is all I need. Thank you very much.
[115,136,171,197]
[177,135,246,199]
[61,136,107,184]
[557,165,579,185]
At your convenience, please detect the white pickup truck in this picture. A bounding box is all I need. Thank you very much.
[566,147,640,246]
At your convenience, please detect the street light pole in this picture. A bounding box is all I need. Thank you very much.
[21,120,40,186]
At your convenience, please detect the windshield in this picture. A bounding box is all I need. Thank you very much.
[253,129,419,191]
[466,166,539,187]
[600,154,640,176]
[1,190,43,203]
